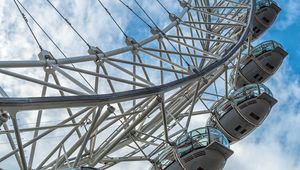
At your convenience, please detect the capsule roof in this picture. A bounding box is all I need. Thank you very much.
[213,84,273,117]
[176,127,230,157]
[257,0,278,10]
[229,84,273,99]
[241,40,284,65]
[251,40,284,58]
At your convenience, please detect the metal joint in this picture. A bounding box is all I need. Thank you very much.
[38,50,58,72]
[188,66,200,74]
[125,37,140,53]
[88,46,105,66]
[178,0,191,9]
[150,27,165,41]
[169,13,180,24]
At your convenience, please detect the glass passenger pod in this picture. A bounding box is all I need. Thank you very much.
[231,40,288,89]
[252,0,281,40]
[207,84,277,143]
[153,127,233,170]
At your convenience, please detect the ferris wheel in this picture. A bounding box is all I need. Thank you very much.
[0,0,287,170]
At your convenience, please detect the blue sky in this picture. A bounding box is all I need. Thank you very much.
[224,0,300,169]
[0,0,300,169]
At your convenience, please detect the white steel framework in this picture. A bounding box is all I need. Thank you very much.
[0,0,256,169]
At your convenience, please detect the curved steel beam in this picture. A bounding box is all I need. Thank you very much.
[0,0,256,112]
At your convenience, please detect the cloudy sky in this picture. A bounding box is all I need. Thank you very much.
[0,0,300,169]
[225,0,300,169]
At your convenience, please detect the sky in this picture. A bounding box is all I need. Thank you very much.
[1,0,300,169]
[225,0,300,169]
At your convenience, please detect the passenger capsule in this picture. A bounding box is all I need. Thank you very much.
[0,111,9,128]
[231,40,287,89]
[252,0,281,39]
[152,127,233,170]
[207,84,277,143]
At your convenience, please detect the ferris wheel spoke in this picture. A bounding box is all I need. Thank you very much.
[159,40,185,79]
[99,132,164,168]
[143,48,203,66]
[139,86,197,135]
[88,97,155,161]
[182,25,200,67]
[85,69,229,167]
[106,57,189,76]
[180,22,238,43]
[0,0,257,169]
[174,27,198,66]
[167,38,219,59]
[10,114,28,170]
[0,68,87,95]
[102,60,155,86]
[58,65,150,88]
[0,123,84,135]
[224,0,250,7]
[187,12,208,66]
[51,72,92,145]
[167,34,236,44]
[134,53,151,82]
[52,66,96,95]
[28,71,50,170]
[0,107,94,164]
[179,110,212,118]
[139,48,188,72]
[96,63,129,119]
[148,66,224,132]
[2,123,23,168]
[93,64,100,93]
[36,107,97,169]
[89,97,161,166]
[73,106,107,167]
[185,81,202,129]
[182,20,246,26]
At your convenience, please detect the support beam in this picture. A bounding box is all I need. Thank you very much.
[11,113,27,170]
[91,97,161,166]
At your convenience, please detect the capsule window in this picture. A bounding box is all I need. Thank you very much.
[235,125,242,131]
[240,103,248,109]
[184,155,194,163]
[254,74,260,79]
[248,100,257,105]
[250,112,260,120]
[194,150,206,158]
[262,17,270,23]
[197,167,204,170]
[240,129,247,134]
[266,63,275,70]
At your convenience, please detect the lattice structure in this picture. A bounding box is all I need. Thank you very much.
[0,0,286,169]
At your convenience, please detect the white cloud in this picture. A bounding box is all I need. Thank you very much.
[275,0,300,30]
[224,62,300,170]
[0,0,298,170]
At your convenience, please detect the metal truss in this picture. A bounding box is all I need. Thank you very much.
[0,0,255,169]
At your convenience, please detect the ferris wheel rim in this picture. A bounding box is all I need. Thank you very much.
[0,0,252,94]
[0,0,257,169]
[0,0,256,111]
